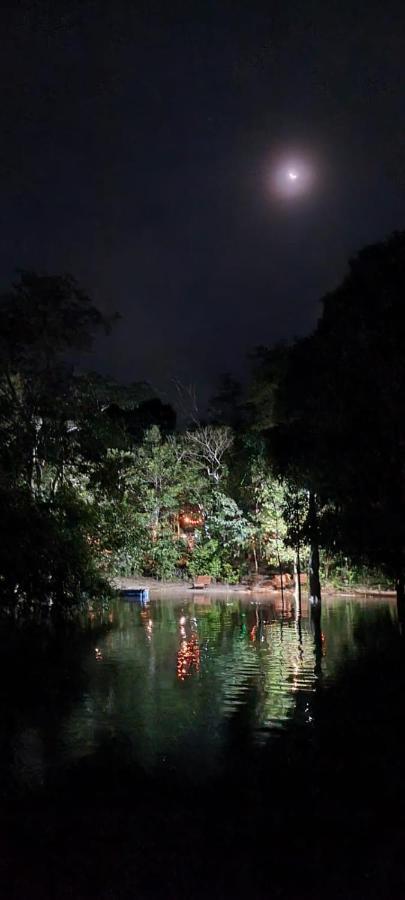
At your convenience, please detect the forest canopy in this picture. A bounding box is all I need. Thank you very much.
[1,233,404,613]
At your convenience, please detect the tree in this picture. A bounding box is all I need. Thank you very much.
[0,272,116,610]
[94,427,206,580]
[0,272,113,495]
[266,232,405,604]
[246,343,291,431]
[184,425,233,484]
[208,373,244,427]
[107,396,176,444]
[230,433,292,575]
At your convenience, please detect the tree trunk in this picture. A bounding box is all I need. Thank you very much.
[308,501,322,672]
[252,540,259,575]
[294,548,301,609]
[278,554,284,606]
[308,492,321,604]
[309,543,321,604]
[310,598,323,676]
[294,570,303,655]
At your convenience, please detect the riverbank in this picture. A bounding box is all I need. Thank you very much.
[112,575,397,598]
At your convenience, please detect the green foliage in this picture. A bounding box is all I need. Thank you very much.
[205,491,251,549]
[143,530,184,581]
[0,273,112,494]
[5,236,401,615]
[88,423,312,585]
[231,434,297,572]
[0,487,106,613]
[92,429,204,578]
[281,484,310,561]
[320,557,393,590]
[0,273,117,612]
[187,539,222,579]
[220,562,240,584]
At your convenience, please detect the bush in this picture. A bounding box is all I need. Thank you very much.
[220,562,240,584]
[187,539,222,580]
[0,487,108,614]
[144,533,183,580]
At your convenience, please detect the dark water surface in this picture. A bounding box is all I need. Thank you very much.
[1,592,405,899]
[0,592,395,786]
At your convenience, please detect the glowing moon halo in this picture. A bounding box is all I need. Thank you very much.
[269,156,315,198]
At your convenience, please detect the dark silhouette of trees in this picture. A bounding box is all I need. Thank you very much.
[259,231,405,604]
[0,272,117,610]
[208,373,244,427]
[0,271,113,495]
[111,397,177,444]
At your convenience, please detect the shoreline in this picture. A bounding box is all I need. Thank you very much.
[112,576,397,599]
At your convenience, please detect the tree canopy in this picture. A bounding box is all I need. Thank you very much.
[2,234,404,614]
[258,232,405,594]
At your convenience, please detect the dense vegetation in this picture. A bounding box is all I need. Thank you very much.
[1,231,404,613]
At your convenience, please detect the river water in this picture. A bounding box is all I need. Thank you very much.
[2,590,405,899]
[2,591,397,791]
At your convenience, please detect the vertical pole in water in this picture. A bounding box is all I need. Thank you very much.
[308,492,321,605]
[294,548,303,655]
[294,548,302,609]
[307,492,322,674]
[309,543,321,605]
[310,597,323,676]
[278,552,285,609]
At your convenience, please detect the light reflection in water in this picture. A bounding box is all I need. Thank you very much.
[4,593,398,786]
[177,615,200,680]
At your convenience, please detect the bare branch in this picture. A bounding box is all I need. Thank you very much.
[172,379,201,427]
[184,425,233,482]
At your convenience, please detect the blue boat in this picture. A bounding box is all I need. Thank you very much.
[120,588,150,602]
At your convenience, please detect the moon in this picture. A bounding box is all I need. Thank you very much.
[269,156,315,198]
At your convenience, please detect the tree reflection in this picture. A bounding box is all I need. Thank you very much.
[2,595,392,793]
[309,598,324,677]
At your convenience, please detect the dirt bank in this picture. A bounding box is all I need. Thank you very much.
[112,576,396,599]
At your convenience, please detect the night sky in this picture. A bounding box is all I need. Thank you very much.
[1,1,405,405]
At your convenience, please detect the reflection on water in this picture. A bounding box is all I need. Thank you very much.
[0,593,397,788]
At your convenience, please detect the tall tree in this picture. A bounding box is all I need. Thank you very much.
[266,232,405,604]
[0,272,113,494]
[208,373,244,427]
[0,272,115,609]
